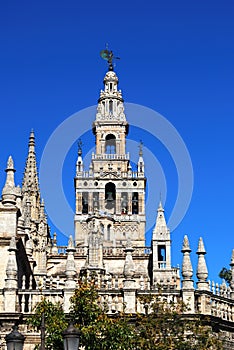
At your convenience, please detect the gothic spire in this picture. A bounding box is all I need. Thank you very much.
[22,130,41,222]
[22,130,40,196]
[153,201,169,238]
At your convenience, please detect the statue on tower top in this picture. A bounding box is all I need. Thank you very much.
[100,45,120,71]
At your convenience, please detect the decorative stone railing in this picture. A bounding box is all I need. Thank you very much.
[112,214,144,221]
[16,274,234,323]
[103,246,151,257]
[99,291,124,313]
[51,246,151,257]
[195,289,234,322]
[75,170,144,179]
[92,153,130,160]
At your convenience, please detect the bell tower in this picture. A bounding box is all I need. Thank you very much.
[74,57,146,249]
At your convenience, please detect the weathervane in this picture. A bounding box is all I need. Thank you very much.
[138,140,143,157]
[77,138,83,156]
[100,44,120,71]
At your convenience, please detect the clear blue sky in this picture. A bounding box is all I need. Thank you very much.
[0,0,233,283]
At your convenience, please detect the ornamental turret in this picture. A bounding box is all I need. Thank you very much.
[151,202,179,288]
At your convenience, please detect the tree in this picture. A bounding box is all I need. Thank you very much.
[27,298,67,350]
[69,280,135,350]
[135,294,223,350]
[28,282,224,350]
[219,267,232,285]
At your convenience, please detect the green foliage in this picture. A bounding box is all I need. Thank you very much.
[219,267,232,285]
[27,298,67,350]
[135,295,223,350]
[69,280,135,350]
[27,282,224,350]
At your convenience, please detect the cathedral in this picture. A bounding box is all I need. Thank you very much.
[0,58,234,349]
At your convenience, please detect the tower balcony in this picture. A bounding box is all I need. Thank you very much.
[75,170,145,179]
[92,153,130,160]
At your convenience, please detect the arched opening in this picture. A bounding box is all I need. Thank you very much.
[158,245,166,268]
[132,192,139,214]
[121,192,128,214]
[93,193,99,211]
[82,192,88,214]
[107,224,111,240]
[109,100,113,113]
[105,182,116,210]
[105,134,116,154]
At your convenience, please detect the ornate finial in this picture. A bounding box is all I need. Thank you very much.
[7,156,14,170]
[181,235,193,281]
[197,237,206,254]
[29,129,35,149]
[157,200,164,212]
[100,45,120,71]
[138,140,143,157]
[68,235,75,249]
[196,237,209,289]
[78,139,82,156]
[181,235,191,252]
[2,156,16,205]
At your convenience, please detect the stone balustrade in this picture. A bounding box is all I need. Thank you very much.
[16,274,234,323]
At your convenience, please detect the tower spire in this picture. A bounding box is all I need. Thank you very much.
[22,130,41,221]
[22,130,39,195]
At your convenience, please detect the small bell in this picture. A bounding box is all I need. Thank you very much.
[106,191,114,201]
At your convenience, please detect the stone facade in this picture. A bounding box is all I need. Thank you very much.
[0,67,234,349]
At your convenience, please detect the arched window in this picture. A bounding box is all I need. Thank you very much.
[158,245,166,268]
[121,192,128,214]
[107,224,111,240]
[109,100,113,113]
[82,192,88,214]
[105,182,116,210]
[93,193,99,211]
[132,192,139,214]
[105,134,116,154]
